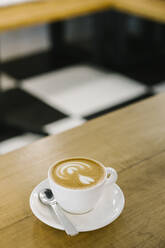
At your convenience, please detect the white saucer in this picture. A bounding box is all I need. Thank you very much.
[30,179,125,232]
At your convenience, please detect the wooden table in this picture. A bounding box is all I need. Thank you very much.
[1,93,165,247]
[0,0,112,32]
[0,0,165,32]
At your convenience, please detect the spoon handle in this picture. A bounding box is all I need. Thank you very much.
[51,203,79,236]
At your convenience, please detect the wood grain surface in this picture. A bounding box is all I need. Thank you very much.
[0,0,112,32]
[0,0,165,32]
[1,93,165,247]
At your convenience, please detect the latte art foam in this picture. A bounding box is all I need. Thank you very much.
[51,158,105,189]
[56,162,95,185]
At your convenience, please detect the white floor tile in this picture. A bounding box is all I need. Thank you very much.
[0,133,41,154]
[22,65,146,117]
[44,117,85,135]
[22,65,107,95]
[0,73,16,90]
[22,65,108,114]
[0,24,50,62]
[49,75,146,116]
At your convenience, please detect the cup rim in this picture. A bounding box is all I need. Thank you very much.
[48,156,108,192]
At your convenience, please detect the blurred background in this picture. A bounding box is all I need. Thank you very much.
[0,0,165,154]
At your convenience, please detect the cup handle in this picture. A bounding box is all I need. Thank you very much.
[105,167,118,185]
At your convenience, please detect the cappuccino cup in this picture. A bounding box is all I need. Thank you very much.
[48,157,118,214]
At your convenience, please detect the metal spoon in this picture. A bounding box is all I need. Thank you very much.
[39,188,79,236]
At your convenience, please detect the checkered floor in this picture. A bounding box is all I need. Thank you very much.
[0,24,164,155]
[0,63,153,155]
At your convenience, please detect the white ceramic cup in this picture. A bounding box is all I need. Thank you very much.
[48,157,118,214]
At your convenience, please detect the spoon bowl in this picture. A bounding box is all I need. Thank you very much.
[39,188,56,205]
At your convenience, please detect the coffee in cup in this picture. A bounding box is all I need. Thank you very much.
[51,157,106,189]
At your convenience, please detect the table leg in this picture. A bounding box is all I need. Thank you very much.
[0,37,2,90]
[49,21,65,56]
[92,11,106,64]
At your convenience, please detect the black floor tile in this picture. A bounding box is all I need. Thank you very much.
[0,123,24,142]
[1,46,88,80]
[0,88,68,133]
[85,92,154,120]
[118,62,165,86]
[98,52,165,86]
